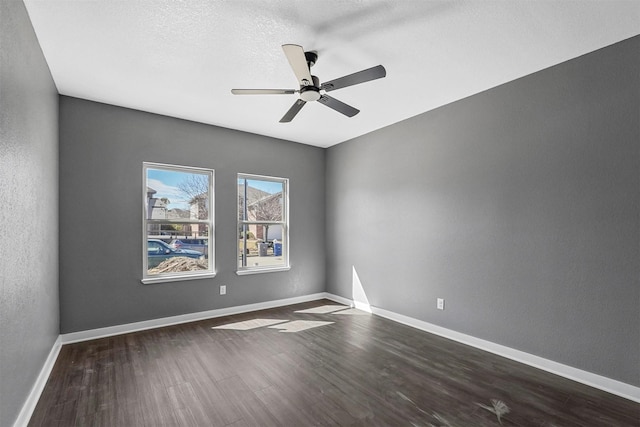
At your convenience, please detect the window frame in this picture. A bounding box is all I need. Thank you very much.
[142,162,215,284]
[237,173,290,275]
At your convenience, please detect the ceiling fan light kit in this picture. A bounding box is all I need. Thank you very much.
[300,76,321,102]
[231,44,386,123]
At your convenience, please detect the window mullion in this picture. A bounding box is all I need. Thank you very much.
[240,221,285,226]
[147,219,211,225]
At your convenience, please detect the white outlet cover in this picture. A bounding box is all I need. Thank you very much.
[437,298,445,310]
[220,285,226,295]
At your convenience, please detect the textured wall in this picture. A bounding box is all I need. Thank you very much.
[326,36,639,386]
[0,1,60,425]
[59,97,325,333]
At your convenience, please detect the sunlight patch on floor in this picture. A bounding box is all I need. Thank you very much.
[211,318,288,330]
[268,320,334,333]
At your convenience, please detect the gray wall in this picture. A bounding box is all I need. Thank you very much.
[0,1,60,425]
[326,36,639,386]
[59,97,325,333]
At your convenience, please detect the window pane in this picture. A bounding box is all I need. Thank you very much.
[147,236,208,274]
[238,178,284,222]
[238,224,286,269]
[147,168,210,220]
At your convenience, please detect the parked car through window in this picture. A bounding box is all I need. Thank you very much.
[169,238,208,256]
[147,239,203,268]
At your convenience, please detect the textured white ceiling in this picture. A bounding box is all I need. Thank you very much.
[23,0,639,148]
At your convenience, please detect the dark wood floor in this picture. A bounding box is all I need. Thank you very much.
[29,299,638,426]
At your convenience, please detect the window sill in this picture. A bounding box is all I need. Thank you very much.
[236,266,291,276]
[141,272,216,285]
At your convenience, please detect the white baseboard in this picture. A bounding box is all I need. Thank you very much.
[324,293,640,403]
[13,336,62,427]
[61,292,328,344]
[327,294,372,313]
[321,292,353,307]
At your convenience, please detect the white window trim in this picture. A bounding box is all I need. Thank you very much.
[142,162,215,284]
[236,266,291,276]
[142,271,217,285]
[237,173,290,274]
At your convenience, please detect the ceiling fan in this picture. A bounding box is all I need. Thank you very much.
[231,44,386,123]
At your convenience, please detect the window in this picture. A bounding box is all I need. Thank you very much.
[143,163,215,284]
[238,174,289,274]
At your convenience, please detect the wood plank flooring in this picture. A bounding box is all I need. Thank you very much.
[29,300,639,426]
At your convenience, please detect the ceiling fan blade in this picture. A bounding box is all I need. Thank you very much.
[318,95,359,117]
[280,99,306,123]
[231,89,296,95]
[282,44,314,87]
[321,65,386,92]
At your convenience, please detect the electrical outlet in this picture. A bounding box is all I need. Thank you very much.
[220,285,226,295]
[437,298,445,310]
